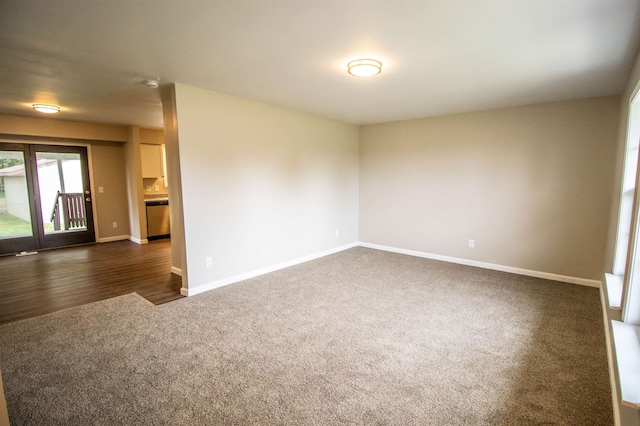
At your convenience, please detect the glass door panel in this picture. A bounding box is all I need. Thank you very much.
[0,150,33,238]
[35,152,87,234]
[34,145,94,250]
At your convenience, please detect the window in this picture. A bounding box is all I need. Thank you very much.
[621,92,640,323]
[614,92,640,277]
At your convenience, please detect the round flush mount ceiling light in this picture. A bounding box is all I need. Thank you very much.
[32,104,60,114]
[144,79,160,89]
[347,59,382,77]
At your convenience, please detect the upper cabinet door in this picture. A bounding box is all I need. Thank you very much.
[141,144,163,178]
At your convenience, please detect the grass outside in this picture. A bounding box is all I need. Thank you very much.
[0,212,56,238]
[0,211,32,237]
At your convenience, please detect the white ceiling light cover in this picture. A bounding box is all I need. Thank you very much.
[348,59,382,77]
[32,104,61,114]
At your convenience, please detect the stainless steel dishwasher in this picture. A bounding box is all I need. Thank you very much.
[146,199,170,240]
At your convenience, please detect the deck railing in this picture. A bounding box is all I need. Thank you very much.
[50,191,86,231]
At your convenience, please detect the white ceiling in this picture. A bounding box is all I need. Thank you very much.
[1,0,640,128]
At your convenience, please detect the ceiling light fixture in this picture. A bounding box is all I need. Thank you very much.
[32,104,60,114]
[144,79,160,89]
[348,59,382,77]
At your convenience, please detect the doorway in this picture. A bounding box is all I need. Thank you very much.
[0,142,95,255]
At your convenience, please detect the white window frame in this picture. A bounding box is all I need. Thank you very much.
[621,90,640,324]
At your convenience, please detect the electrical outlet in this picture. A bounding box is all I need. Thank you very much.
[469,239,475,248]
[112,222,117,228]
[146,186,151,191]
[335,229,339,237]
[205,257,212,268]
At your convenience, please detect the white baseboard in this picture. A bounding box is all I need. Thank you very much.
[171,266,182,276]
[358,242,602,288]
[183,242,359,297]
[98,235,129,243]
[182,240,600,297]
[129,236,149,245]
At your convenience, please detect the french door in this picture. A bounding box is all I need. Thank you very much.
[0,142,95,255]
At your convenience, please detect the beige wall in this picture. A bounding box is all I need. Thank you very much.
[360,96,620,280]
[142,177,167,196]
[91,142,131,238]
[173,84,359,289]
[0,113,127,142]
[162,86,186,277]
[124,126,146,242]
[139,128,164,145]
[0,369,9,426]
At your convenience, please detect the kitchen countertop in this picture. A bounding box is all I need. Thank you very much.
[144,194,168,199]
[144,194,169,203]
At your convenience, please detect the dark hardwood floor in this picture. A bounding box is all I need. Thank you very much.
[0,239,183,325]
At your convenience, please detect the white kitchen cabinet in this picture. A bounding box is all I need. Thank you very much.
[141,144,163,178]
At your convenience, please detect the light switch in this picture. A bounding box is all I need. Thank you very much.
[154,185,159,191]
[146,186,151,191]
[98,186,104,193]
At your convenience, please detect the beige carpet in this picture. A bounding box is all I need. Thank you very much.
[0,247,612,425]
